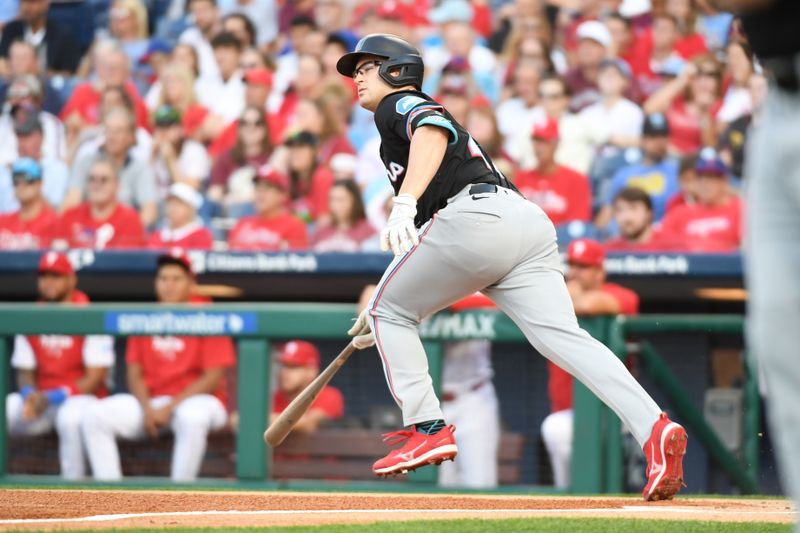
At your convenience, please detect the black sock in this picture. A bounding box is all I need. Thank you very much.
[416,419,445,435]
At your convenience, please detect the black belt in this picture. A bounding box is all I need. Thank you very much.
[469,183,498,195]
[762,55,800,92]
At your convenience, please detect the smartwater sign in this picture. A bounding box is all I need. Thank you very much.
[105,311,257,335]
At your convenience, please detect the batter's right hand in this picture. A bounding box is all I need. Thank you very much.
[348,308,375,349]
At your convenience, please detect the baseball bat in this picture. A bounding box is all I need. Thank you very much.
[263,327,367,447]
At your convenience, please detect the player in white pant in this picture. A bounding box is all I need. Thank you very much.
[5,251,114,480]
[438,339,500,489]
[6,394,101,479]
[81,250,236,482]
[81,393,228,480]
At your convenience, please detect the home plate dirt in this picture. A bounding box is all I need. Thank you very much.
[0,490,793,531]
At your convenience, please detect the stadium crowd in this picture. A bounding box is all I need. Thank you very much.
[0,0,753,253]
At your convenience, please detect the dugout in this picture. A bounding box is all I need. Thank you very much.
[0,250,775,495]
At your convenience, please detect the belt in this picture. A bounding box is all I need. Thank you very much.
[469,183,498,195]
[762,55,800,92]
[441,380,489,402]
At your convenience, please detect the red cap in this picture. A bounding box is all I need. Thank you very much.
[278,340,320,368]
[157,247,195,276]
[243,67,274,87]
[375,2,403,18]
[470,95,492,109]
[567,238,605,268]
[532,117,559,141]
[182,106,209,136]
[254,164,289,190]
[38,251,74,276]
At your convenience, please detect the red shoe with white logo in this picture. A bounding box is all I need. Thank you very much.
[373,425,458,477]
[642,412,688,501]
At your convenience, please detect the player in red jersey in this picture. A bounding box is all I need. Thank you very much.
[6,252,114,479]
[0,158,57,250]
[514,118,591,226]
[227,165,308,251]
[271,340,344,433]
[54,157,146,249]
[82,250,235,481]
[541,238,639,489]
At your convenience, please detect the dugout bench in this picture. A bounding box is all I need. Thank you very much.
[7,429,526,484]
[0,303,759,493]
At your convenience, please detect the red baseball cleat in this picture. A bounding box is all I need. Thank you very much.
[373,425,458,476]
[642,412,688,501]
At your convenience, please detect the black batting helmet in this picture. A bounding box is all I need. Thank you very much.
[336,33,424,89]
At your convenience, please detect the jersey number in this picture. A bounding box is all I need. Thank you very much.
[387,162,405,183]
[468,135,492,172]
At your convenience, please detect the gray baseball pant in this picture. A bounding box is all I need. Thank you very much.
[367,185,662,446]
[746,79,800,521]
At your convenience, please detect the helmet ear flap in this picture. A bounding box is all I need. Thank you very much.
[379,55,424,89]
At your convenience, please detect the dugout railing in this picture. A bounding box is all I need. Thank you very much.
[0,304,758,493]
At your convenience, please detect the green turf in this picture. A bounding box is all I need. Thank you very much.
[20,518,793,533]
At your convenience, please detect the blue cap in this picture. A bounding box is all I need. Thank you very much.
[599,58,632,79]
[695,147,728,177]
[643,113,670,136]
[654,56,687,77]
[139,39,173,64]
[11,157,42,181]
[429,0,473,24]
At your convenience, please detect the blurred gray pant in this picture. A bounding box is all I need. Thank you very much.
[746,80,800,516]
[367,185,661,445]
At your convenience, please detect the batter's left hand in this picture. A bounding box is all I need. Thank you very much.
[381,194,419,256]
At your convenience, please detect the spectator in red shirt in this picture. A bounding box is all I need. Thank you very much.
[631,14,688,99]
[227,165,308,251]
[0,159,57,249]
[284,131,335,223]
[64,106,158,227]
[312,180,376,252]
[6,252,114,479]
[60,42,150,136]
[514,118,591,226]
[208,67,279,157]
[604,187,662,251]
[271,340,344,433]
[55,156,146,249]
[658,148,742,252]
[644,55,723,155]
[664,0,708,59]
[82,250,236,481]
[207,105,274,217]
[148,183,213,250]
[541,238,639,489]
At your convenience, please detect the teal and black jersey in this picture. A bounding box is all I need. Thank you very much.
[373,90,515,227]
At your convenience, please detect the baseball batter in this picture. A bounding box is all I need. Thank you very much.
[340,34,687,500]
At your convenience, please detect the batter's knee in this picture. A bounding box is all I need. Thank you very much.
[369,290,420,326]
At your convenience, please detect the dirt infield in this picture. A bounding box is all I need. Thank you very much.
[0,489,794,530]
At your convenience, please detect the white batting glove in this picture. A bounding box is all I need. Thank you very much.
[347,308,375,349]
[380,194,420,256]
